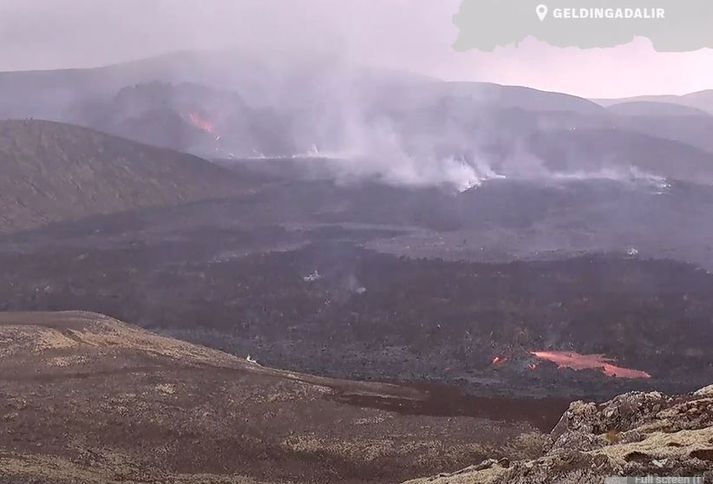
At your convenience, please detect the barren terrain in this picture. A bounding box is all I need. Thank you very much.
[2,177,713,399]
[0,311,558,484]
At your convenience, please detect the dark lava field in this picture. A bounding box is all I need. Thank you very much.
[2,163,713,400]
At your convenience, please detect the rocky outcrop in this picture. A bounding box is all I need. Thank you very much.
[405,387,713,484]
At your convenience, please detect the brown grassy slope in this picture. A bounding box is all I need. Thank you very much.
[0,120,242,233]
[0,311,540,484]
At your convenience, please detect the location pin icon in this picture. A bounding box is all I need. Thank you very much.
[536,4,549,21]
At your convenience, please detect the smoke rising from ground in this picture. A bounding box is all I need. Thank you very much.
[0,49,685,193]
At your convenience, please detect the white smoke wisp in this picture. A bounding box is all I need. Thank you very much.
[489,138,671,191]
[219,61,670,194]
[303,114,503,192]
[549,166,671,191]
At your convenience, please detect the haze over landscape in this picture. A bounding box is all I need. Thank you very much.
[0,1,712,483]
[1,0,712,97]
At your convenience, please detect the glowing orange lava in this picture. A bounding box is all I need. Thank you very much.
[531,351,651,379]
[491,356,508,366]
[187,112,215,134]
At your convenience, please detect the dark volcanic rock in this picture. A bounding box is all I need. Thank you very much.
[406,386,713,483]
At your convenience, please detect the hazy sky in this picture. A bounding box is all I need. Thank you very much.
[0,0,711,98]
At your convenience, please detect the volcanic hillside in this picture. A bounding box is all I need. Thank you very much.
[0,119,243,233]
[0,311,553,484]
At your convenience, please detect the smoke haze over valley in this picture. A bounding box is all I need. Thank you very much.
[0,2,712,483]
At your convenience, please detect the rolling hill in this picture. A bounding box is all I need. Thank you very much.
[0,311,548,484]
[0,119,242,233]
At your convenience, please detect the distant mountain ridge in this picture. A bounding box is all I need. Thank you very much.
[606,101,712,117]
[1,51,712,188]
[595,90,713,115]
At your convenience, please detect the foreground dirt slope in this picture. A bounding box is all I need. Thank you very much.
[0,311,541,484]
[405,387,713,484]
[0,120,242,233]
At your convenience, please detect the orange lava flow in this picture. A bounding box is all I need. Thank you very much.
[531,351,651,379]
[188,112,215,134]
